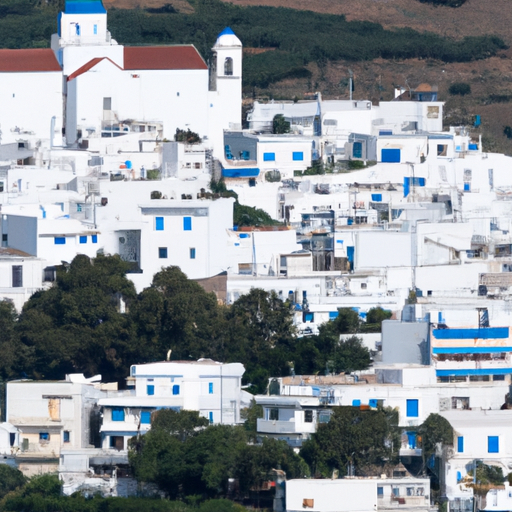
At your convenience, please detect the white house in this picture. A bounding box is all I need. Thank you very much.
[98,359,246,451]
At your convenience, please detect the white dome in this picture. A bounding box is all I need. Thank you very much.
[214,27,242,47]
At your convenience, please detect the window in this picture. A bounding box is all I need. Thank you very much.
[457,436,464,453]
[79,236,87,244]
[361,283,367,289]
[303,500,314,508]
[377,487,384,497]
[63,431,70,443]
[159,247,168,259]
[0,182,4,192]
[318,412,331,423]
[437,144,448,156]
[172,384,180,395]
[304,410,313,423]
[352,399,361,406]
[209,382,214,394]
[54,237,66,245]
[209,411,214,424]
[190,248,196,259]
[103,97,112,110]
[488,436,499,453]
[292,152,304,161]
[141,411,151,424]
[183,217,192,231]
[12,265,22,288]
[91,235,98,244]
[224,57,233,76]
[194,162,202,169]
[392,488,400,497]
[263,152,275,162]
[269,408,279,421]
[110,436,124,450]
[406,399,419,417]
[93,24,97,35]
[155,217,164,231]
[353,142,363,158]
[39,432,50,442]
[112,408,125,421]
[147,384,155,396]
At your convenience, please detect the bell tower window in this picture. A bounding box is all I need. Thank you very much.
[224,57,233,76]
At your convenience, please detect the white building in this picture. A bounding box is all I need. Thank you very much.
[98,359,246,451]
[286,477,434,512]
[6,374,107,457]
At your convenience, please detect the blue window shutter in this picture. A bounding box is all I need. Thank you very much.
[371,194,382,202]
[304,312,314,322]
[407,432,417,449]
[406,399,419,417]
[464,182,471,192]
[209,382,213,394]
[352,399,361,406]
[141,411,151,424]
[112,408,125,421]
[79,236,87,244]
[292,152,304,161]
[190,248,196,259]
[353,142,363,158]
[155,217,164,230]
[91,234,98,243]
[329,311,339,320]
[183,217,192,231]
[381,148,401,163]
[209,411,214,423]
[403,177,410,197]
[63,431,70,442]
[172,384,180,395]
[263,152,275,162]
[147,385,155,396]
[369,399,378,408]
[457,471,462,482]
[457,436,464,453]
[54,237,66,245]
[488,436,499,453]
[347,246,354,263]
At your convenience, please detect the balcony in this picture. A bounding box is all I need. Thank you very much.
[257,419,315,435]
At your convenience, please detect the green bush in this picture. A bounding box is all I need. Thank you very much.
[449,82,471,96]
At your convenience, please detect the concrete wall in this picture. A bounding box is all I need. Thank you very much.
[382,320,430,365]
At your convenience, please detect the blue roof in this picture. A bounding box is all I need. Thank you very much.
[222,168,259,178]
[218,27,235,37]
[65,0,107,14]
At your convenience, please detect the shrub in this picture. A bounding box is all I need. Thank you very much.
[449,82,471,96]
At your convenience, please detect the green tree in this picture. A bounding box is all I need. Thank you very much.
[233,202,279,227]
[300,406,399,477]
[0,465,26,499]
[361,307,392,333]
[417,413,453,463]
[272,114,290,134]
[331,335,371,374]
[449,82,471,96]
[16,254,137,382]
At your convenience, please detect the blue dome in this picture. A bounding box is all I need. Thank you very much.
[218,27,235,37]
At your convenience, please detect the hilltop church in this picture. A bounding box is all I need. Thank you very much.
[0,0,242,156]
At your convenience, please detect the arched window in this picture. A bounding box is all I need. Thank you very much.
[224,57,233,76]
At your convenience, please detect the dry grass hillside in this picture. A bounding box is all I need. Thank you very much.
[103,0,512,154]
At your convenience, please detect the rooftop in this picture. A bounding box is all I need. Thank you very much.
[0,49,61,72]
[124,46,207,70]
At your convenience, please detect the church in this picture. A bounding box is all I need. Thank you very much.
[0,0,242,157]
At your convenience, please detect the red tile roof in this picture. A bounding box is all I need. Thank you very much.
[67,57,122,81]
[0,49,61,72]
[124,46,207,70]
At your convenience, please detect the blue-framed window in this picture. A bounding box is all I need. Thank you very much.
[172,384,180,395]
[353,142,363,158]
[292,152,304,161]
[209,412,213,424]
[159,247,168,259]
[352,399,361,406]
[91,235,98,244]
[63,431,70,443]
[147,384,155,396]
[155,217,164,231]
[112,408,125,421]
[263,152,275,162]
[141,411,151,424]
[39,432,49,441]
[79,236,87,244]
[377,487,384,497]
[183,217,192,231]
[190,248,196,259]
[371,194,382,202]
[457,436,464,453]
[209,382,214,394]
[488,436,499,453]
[406,399,419,417]
[54,237,66,245]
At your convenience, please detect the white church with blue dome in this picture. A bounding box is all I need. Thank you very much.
[0,0,242,157]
